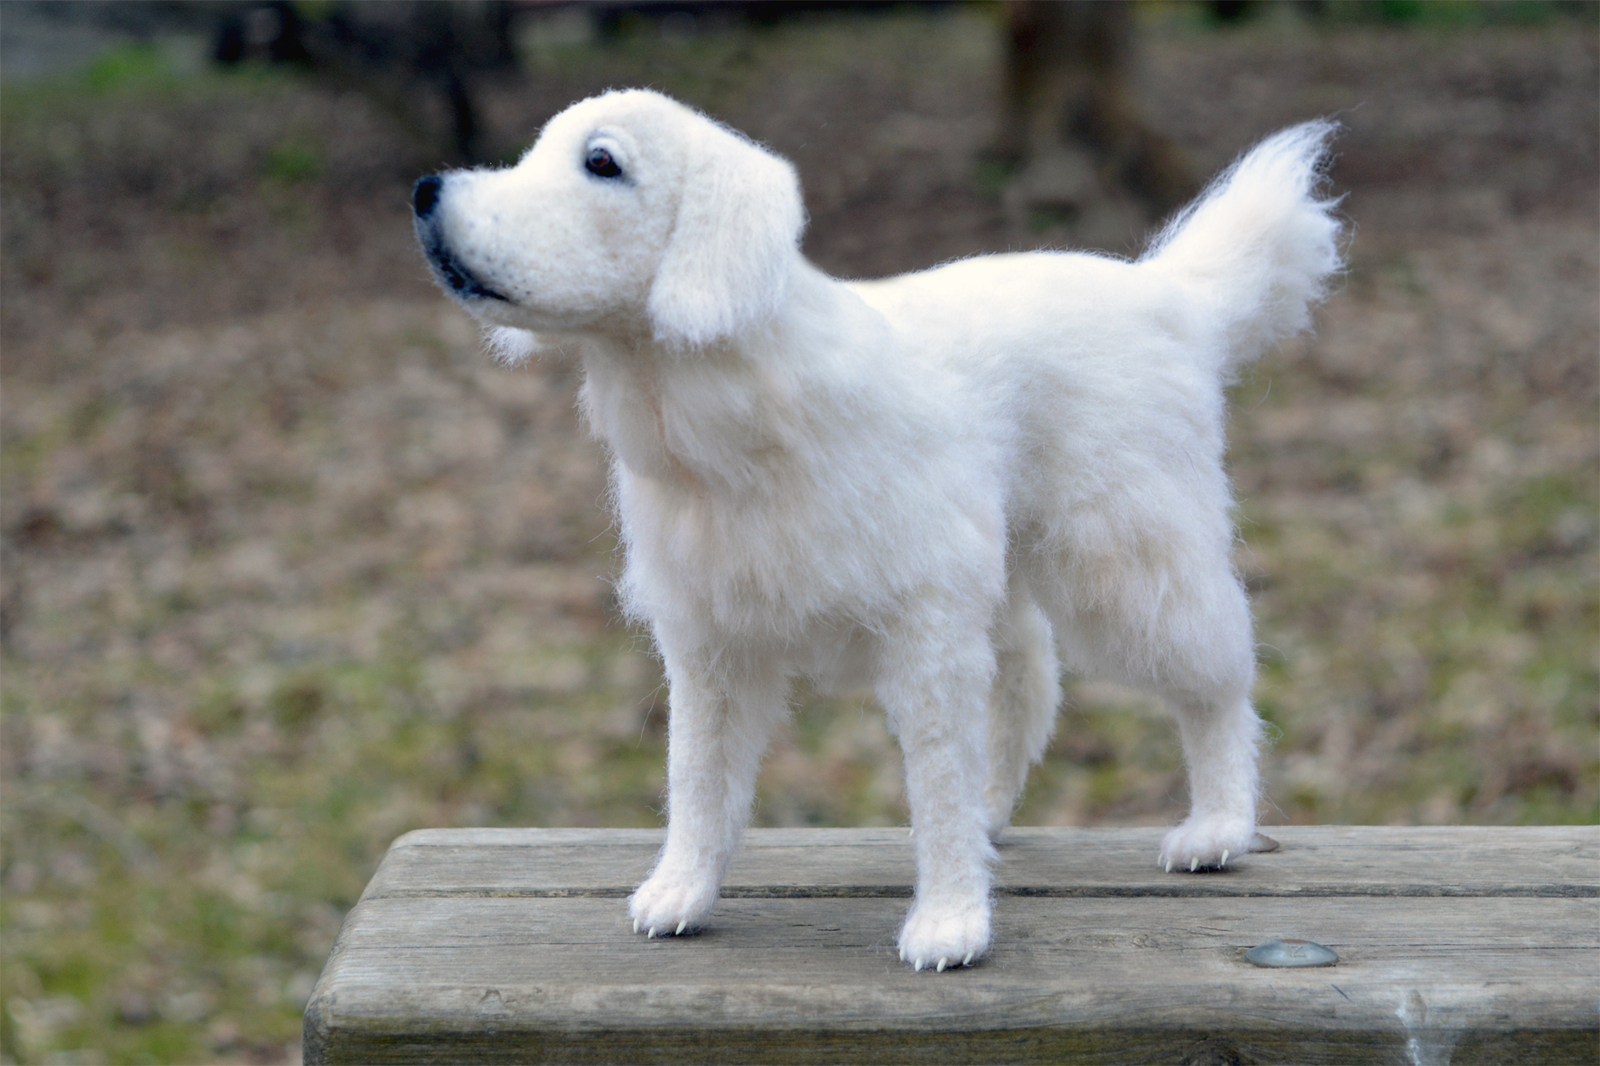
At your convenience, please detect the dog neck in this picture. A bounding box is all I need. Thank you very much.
[576,263,889,499]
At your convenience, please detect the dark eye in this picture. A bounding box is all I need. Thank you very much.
[585,147,622,179]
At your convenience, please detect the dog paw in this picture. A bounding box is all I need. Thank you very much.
[897,898,992,972]
[1159,817,1255,873]
[628,869,717,938]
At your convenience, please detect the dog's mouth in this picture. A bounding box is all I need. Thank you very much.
[412,174,513,304]
[417,228,513,304]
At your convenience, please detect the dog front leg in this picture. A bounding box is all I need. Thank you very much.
[877,630,998,971]
[629,654,787,938]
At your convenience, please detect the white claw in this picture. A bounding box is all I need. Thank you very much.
[963,952,974,967]
[633,919,640,934]
[898,947,906,962]
[914,959,924,972]
[676,920,687,936]
[1165,858,1173,873]
[1190,857,1199,872]
[937,957,948,973]
[647,927,656,939]
[1220,850,1230,868]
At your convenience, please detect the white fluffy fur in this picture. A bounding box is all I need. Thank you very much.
[413,90,1343,971]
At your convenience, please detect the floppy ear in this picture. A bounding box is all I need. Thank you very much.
[648,120,805,349]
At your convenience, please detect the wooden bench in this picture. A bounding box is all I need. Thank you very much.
[303,826,1597,1064]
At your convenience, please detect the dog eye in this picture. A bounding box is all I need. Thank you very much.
[585,147,622,179]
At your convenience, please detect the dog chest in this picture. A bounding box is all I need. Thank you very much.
[586,347,1008,632]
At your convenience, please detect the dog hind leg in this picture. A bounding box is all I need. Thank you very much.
[983,577,1061,839]
[1027,543,1263,872]
[1158,688,1263,872]
[1148,573,1263,872]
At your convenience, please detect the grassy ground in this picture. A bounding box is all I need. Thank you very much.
[2,7,1596,1064]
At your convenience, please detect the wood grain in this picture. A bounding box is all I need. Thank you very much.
[363,825,1600,899]
[307,826,1599,1065]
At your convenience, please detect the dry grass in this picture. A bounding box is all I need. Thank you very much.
[2,9,1596,1063]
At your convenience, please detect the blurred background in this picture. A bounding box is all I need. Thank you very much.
[1,1,1595,1061]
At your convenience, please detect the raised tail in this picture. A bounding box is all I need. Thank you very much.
[1144,121,1344,375]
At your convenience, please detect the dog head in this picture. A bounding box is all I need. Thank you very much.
[413,90,805,354]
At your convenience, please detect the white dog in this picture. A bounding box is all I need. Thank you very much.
[412,89,1342,972]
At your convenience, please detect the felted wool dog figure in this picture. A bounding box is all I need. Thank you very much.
[412,90,1343,972]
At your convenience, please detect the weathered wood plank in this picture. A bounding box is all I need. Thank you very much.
[307,897,1598,1064]
[308,827,1600,1065]
[364,825,1600,898]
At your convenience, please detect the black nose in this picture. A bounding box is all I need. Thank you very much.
[413,175,443,219]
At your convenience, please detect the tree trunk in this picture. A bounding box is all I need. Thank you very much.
[994,1,1197,247]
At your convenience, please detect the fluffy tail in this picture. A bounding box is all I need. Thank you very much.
[1144,121,1344,374]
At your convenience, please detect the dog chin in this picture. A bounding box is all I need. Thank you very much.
[465,298,574,336]
[416,225,514,306]
[482,325,542,366]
